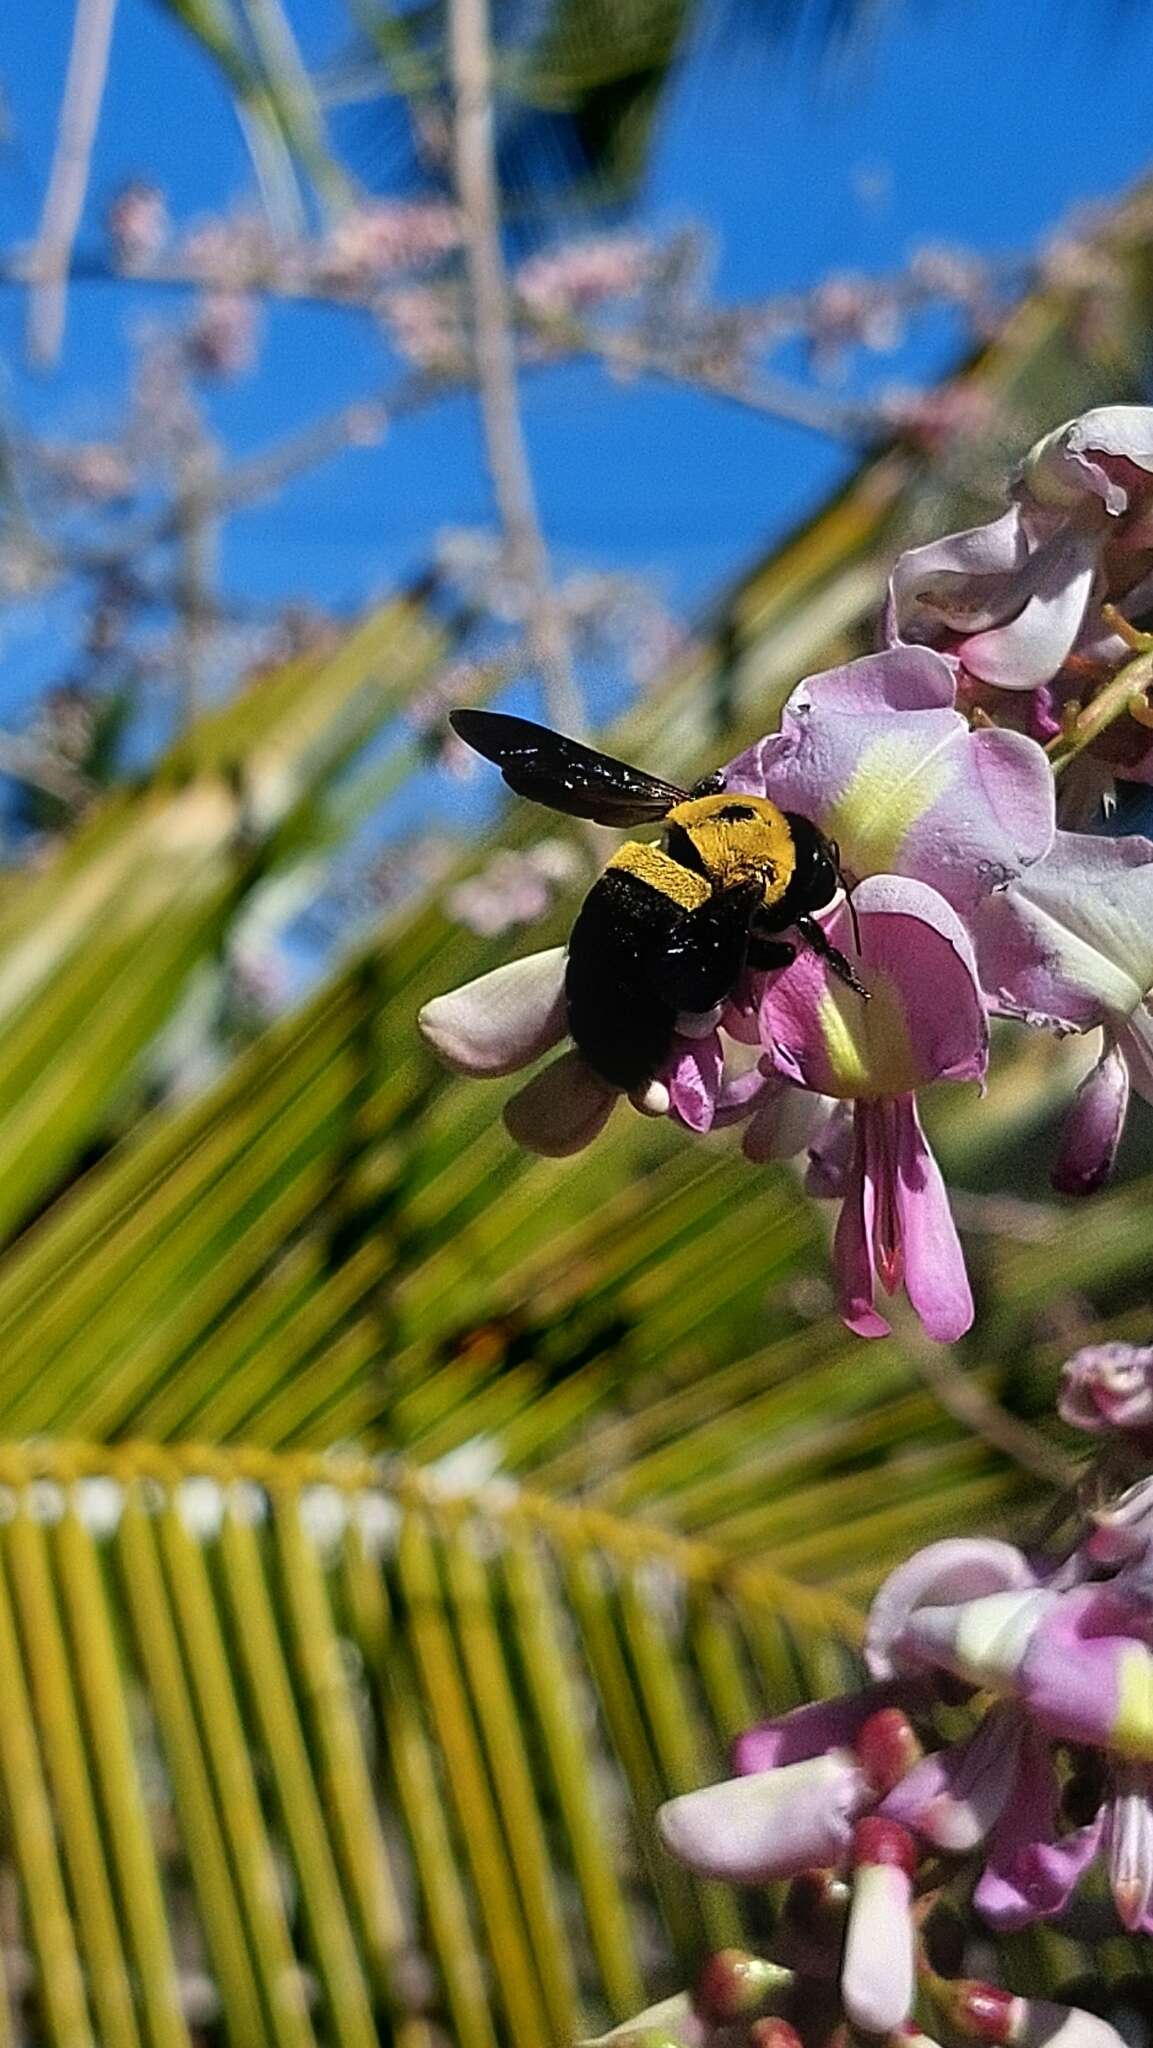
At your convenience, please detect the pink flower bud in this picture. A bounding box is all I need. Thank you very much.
[749,2023,804,2048]
[1052,1038,1129,1196]
[692,1951,791,2024]
[854,1707,923,1795]
[1059,1341,1153,1436]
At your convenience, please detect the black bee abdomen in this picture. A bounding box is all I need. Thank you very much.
[565,869,682,1090]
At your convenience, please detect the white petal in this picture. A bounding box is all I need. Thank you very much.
[866,1538,1037,1680]
[1016,2002,1129,2048]
[840,1864,914,2034]
[657,1752,869,1882]
[503,1049,617,1156]
[418,946,567,1076]
[576,1995,702,2047]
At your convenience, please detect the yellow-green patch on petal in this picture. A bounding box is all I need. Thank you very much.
[816,971,919,1099]
[1111,1644,1153,1760]
[826,733,956,879]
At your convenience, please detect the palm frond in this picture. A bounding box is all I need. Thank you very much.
[0,594,439,1250]
[0,1442,860,2045]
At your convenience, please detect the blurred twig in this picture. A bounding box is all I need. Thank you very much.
[447,0,586,737]
[26,0,120,368]
[896,1311,1078,1489]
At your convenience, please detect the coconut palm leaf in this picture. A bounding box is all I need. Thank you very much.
[0,592,439,1250]
[0,194,1146,2046]
[0,1441,860,2046]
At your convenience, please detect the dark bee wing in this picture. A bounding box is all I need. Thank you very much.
[647,880,763,1015]
[450,709,687,825]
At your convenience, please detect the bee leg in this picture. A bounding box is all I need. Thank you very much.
[796,914,870,999]
[689,769,726,798]
[746,934,795,972]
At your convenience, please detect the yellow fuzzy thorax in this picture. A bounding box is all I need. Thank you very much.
[606,839,712,910]
[666,791,796,907]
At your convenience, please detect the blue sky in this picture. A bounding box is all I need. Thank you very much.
[1,0,1153,721]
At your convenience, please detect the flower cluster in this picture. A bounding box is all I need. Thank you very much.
[576,1349,1153,2048]
[420,406,1153,1346]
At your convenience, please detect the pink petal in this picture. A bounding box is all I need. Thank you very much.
[973,831,1153,1035]
[657,1752,870,1882]
[663,1031,724,1133]
[955,524,1101,690]
[1059,1342,1153,1436]
[419,946,568,1076]
[833,1104,890,1339]
[1026,406,1153,513]
[750,648,1053,916]
[888,506,1034,640]
[900,1587,1057,1693]
[881,1701,1024,1851]
[803,1098,856,1196]
[893,1094,973,1342]
[760,875,987,1101]
[733,1680,928,1774]
[1020,1586,1153,1758]
[742,1078,836,1163]
[866,1538,1037,1681]
[974,1724,1101,1929]
[1052,1035,1130,1196]
[780,646,959,716]
[710,1062,771,1128]
[502,1049,617,1155]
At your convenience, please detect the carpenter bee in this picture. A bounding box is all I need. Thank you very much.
[450,709,866,1093]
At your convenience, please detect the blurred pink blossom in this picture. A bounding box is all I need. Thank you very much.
[184,293,260,379]
[319,202,463,288]
[106,180,169,270]
[516,236,655,318]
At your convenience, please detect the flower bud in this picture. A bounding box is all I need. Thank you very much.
[840,1819,917,2036]
[1059,1341,1153,1436]
[936,1981,1127,2048]
[749,2022,804,2048]
[1052,1040,1129,1197]
[693,1951,791,2024]
[855,1707,923,1795]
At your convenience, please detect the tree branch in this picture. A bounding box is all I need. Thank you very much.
[26,0,120,368]
[446,0,585,736]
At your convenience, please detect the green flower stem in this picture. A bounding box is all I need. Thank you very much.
[1047,639,1153,776]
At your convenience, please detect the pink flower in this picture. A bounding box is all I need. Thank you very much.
[516,237,654,319]
[863,1534,1153,1935]
[1059,1342,1153,1436]
[971,829,1153,1191]
[887,405,1153,693]
[184,292,260,379]
[106,180,168,269]
[757,875,987,1341]
[319,202,463,286]
[728,647,1055,919]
